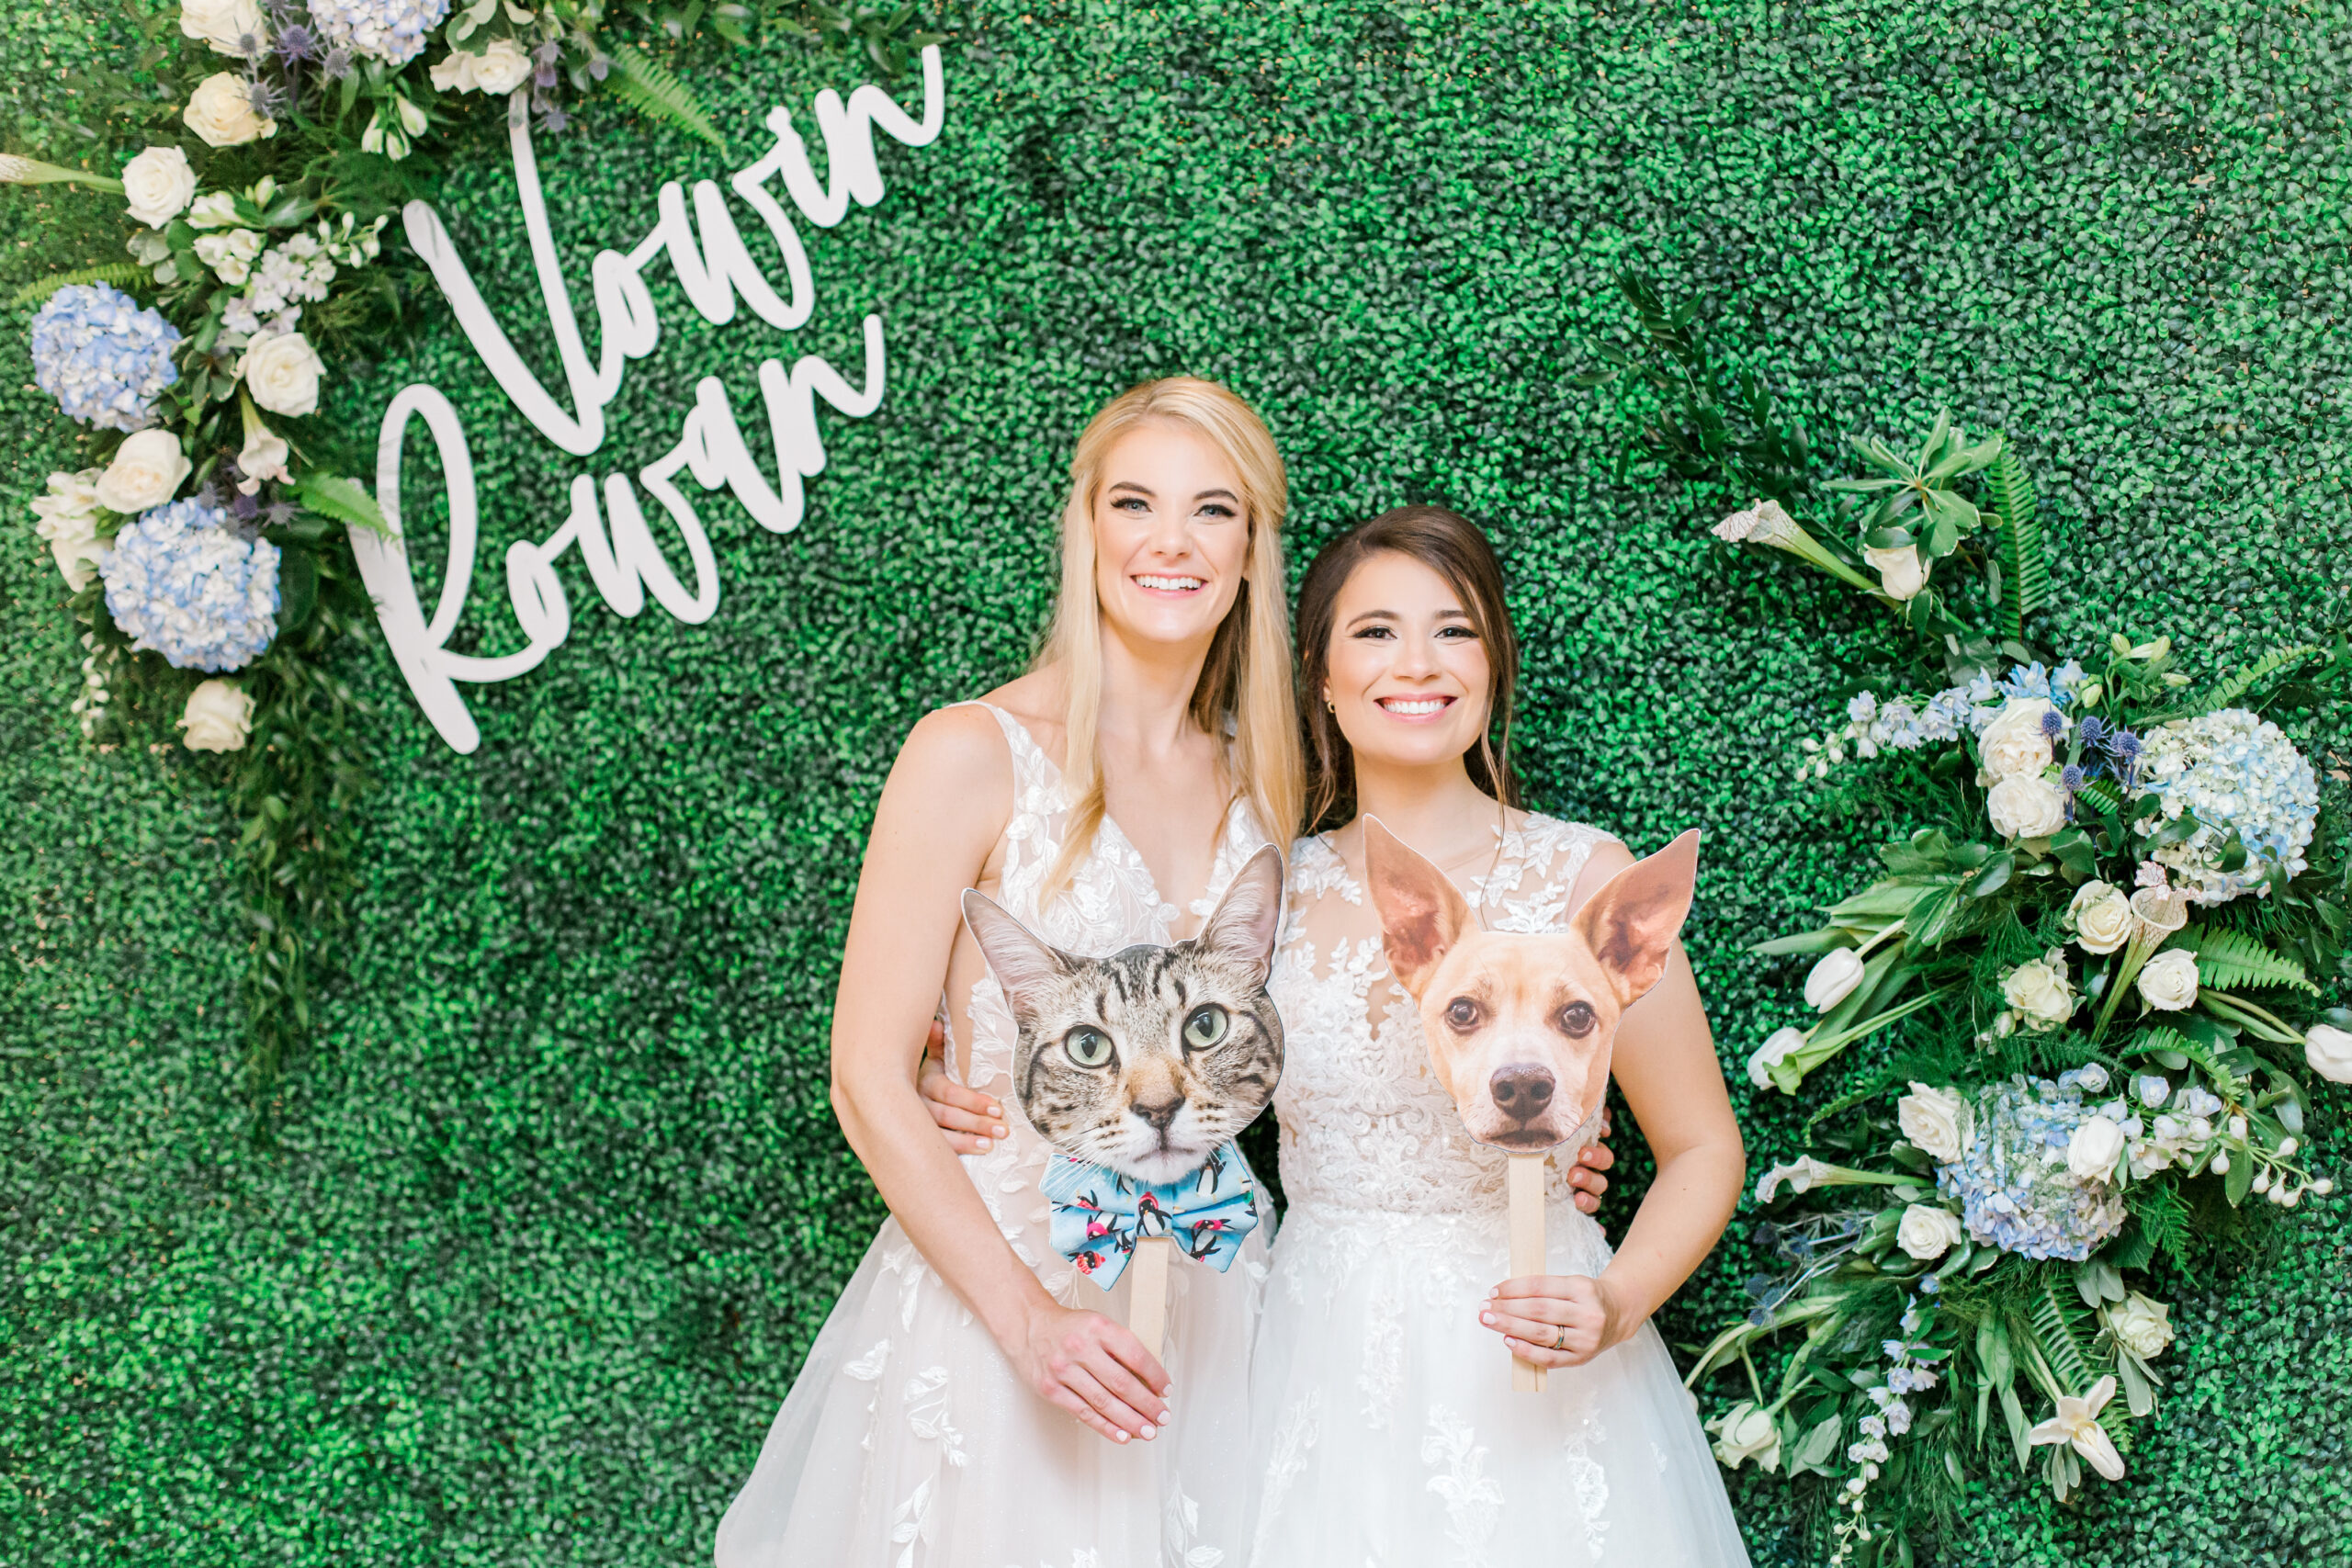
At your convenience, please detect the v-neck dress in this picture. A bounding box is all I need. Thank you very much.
[716,702,1276,1568]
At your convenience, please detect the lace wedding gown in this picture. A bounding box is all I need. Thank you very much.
[716,703,1272,1568]
[1246,816,1750,1567]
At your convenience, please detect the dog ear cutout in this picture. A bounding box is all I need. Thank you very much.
[1363,817,1473,999]
[961,888,1073,1022]
[1571,829,1702,1008]
[1195,842,1285,985]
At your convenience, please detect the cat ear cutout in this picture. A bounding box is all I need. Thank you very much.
[1570,829,1701,1007]
[1363,816,1472,1000]
[1193,843,1285,985]
[961,889,1075,1021]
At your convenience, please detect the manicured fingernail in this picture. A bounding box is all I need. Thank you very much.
[1140,1424,1156,1439]
[974,1138,991,1152]
[1114,1430,1128,1443]
[1480,1312,1495,1325]
[994,1124,1009,1138]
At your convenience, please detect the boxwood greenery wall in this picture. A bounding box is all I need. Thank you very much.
[7,2,2349,1563]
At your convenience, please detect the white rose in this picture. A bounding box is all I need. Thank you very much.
[2106,1292,2175,1360]
[121,146,198,228]
[2305,1023,2352,1086]
[1897,1082,1971,1163]
[184,72,275,148]
[2001,953,2075,1032]
[237,420,290,493]
[2066,881,2134,955]
[1706,1402,1781,1472]
[1896,1202,1965,1261]
[31,468,107,589]
[2066,1114,2126,1181]
[180,0,268,55]
[1863,543,1928,601]
[433,38,535,95]
[95,429,192,513]
[178,678,254,752]
[1747,1026,1805,1089]
[1986,773,2067,840]
[2136,948,2199,1012]
[1979,697,2060,780]
[1804,947,1866,1011]
[240,331,325,416]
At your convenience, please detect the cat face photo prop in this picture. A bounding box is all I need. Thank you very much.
[1364,819,1701,1151]
[961,844,1285,1322]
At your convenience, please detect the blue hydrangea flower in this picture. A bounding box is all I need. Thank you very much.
[100,499,279,671]
[1937,1076,2129,1262]
[307,0,449,63]
[29,283,182,432]
[2134,708,2320,901]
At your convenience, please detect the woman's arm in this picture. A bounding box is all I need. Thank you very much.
[1481,840,1746,1366]
[831,705,1170,1443]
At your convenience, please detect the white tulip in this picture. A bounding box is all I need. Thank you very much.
[1747,1026,1805,1089]
[1862,543,1928,600]
[2066,1115,2127,1182]
[95,428,192,514]
[121,145,198,228]
[1804,947,1866,1011]
[1986,773,2067,840]
[2066,881,2135,955]
[1896,1083,1971,1162]
[177,678,254,751]
[1895,1203,1965,1261]
[2135,949,2199,1012]
[2303,1023,2352,1085]
[183,71,276,148]
[239,331,325,416]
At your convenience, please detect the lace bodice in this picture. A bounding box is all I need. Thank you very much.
[944,702,1271,1298]
[1268,814,1618,1218]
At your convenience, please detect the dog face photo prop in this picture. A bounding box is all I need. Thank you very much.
[1364,819,1701,1150]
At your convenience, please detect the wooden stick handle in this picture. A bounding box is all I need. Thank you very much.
[1509,1151,1547,1393]
[1127,1235,1172,1360]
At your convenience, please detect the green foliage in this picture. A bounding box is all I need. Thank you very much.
[8,5,2352,1568]
[6,259,144,306]
[605,42,730,152]
[1982,449,2047,643]
[2179,926,2321,996]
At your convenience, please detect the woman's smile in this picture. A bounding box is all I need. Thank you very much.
[1374,694,1456,721]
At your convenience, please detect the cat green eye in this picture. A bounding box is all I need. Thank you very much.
[1182,1005,1229,1050]
[1064,1027,1115,1068]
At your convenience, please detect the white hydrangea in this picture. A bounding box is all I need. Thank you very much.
[2134,708,2319,901]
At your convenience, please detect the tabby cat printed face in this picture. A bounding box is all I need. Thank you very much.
[961,844,1286,1185]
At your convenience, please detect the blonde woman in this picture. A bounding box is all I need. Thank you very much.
[715,378,1304,1567]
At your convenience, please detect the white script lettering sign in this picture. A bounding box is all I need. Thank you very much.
[354,48,945,753]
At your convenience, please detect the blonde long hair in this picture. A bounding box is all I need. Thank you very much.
[1038,378,1303,900]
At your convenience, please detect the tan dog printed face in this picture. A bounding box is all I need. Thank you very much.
[1364,819,1701,1151]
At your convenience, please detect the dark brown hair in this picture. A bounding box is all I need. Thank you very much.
[1294,505,1523,831]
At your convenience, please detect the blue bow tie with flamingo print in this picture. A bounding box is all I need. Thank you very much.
[1039,1142,1263,1289]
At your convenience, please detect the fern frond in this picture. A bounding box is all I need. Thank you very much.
[2030,1280,2100,1396]
[10,262,147,308]
[2190,641,2324,716]
[605,45,729,153]
[2177,927,2318,994]
[1982,447,2046,640]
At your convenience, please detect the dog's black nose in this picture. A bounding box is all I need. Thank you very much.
[1489,1064,1555,1121]
[1132,1093,1185,1132]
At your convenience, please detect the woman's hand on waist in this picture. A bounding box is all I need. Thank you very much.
[918,1015,1010,1155]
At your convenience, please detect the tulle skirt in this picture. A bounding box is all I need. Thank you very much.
[715,1213,1268,1568]
[1244,1200,1752,1568]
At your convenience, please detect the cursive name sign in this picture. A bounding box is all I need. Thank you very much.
[353,49,945,752]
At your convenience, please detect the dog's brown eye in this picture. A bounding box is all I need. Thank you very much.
[1557,1002,1597,1037]
[1444,998,1480,1031]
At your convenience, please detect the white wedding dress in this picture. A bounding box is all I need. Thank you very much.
[716,703,1272,1568]
[1246,816,1751,1567]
